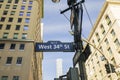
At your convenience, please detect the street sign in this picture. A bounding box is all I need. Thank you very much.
[35,41,75,52]
[73,44,91,66]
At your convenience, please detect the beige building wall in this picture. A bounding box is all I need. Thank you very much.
[0,0,43,80]
[85,0,120,80]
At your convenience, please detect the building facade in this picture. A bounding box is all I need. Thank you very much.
[85,0,120,80]
[56,58,63,78]
[0,0,43,80]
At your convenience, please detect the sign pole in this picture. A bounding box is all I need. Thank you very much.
[60,0,87,80]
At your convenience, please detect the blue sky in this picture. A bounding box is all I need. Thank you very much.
[42,0,105,80]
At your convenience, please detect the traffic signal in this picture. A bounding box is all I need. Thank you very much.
[105,64,111,73]
[67,67,79,80]
[80,44,91,61]
[105,63,115,74]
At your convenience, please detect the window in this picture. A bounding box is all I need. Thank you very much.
[29,1,33,4]
[108,75,112,80]
[0,43,5,49]
[22,0,26,4]
[21,6,25,10]
[15,0,19,4]
[105,38,109,45]
[13,76,19,80]
[0,17,6,22]
[10,11,15,15]
[3,11,8,15]
[92,40,96,46]
[114,39,120,48]
[100,24,105,35]
[19,11,24,16]
[3,33,9,39]
[5,5,10,9]
[99,46,103,52]
[13,5,17,9]
[23,25,28,30]
[17,18,22,23]
[15,25,20,30]
[28,6,32,10]
[100,70,103,78]
[13,33,18,39]
[8,0,12,3]
[26,12,31,16]
[25,18,30,23]
[8,18,13,22]
[100,55,106,61]
[111,58,116,65]
[6,57,12,64]
[110,29,115,37]
[0,0,4,2]
[95,33,100,42]
[91,59,94,64]
[6,25,11,30]
[118,50,120,54]
[19,44,25,50]
[97,61,100,67]
[16,57,22,64]
[10,44,16,50]
[0,24,3,29]
[108,47,112,54]
[0,4,2,8]
[93,67,95,72]
[105,15,112,26]
[1,76,8,80]
[22,33,27,39]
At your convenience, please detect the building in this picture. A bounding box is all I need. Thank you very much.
[0,0,43,80]
[56,58,63,78]
[85,0,120,80]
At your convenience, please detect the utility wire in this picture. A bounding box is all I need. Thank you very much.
[60,3,94,28]
[59,3,94,39]
[83,3,94,28]
[59,9,70,22]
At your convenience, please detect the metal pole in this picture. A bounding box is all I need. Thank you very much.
[78,60,87,80]
[72,1,87,80]
[60,0,87,80]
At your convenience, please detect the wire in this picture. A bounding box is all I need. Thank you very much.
[59,2,94,40]
[83,3,94,28]
[82,34,87,40]
[59,3,94,28]
[59,9,70,22]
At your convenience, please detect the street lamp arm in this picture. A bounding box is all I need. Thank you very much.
[82,38,118,78]
[82,38,107,60]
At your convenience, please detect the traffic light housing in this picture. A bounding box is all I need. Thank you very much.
[105,63,115,74]
[105,64,111,73]
[67,67,79,80]
[83,44,91,62]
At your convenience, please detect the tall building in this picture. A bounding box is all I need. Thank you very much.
[56,58,63,78]
[85,0,120,80]
[0,0,43,80]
